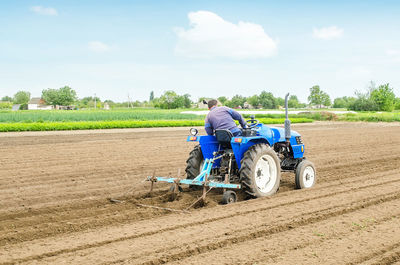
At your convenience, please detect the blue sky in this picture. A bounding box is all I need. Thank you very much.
[1,0,400,102]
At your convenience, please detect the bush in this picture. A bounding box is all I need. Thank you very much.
[349,82,396,111]
[370,84,395,111]
[320,111,338,121]
[394,98,400,110]
[19,103,28,110]
[348,97,377,111]
[0,102,12,109]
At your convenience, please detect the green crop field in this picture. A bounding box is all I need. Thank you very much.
[0,118,313,132]
[0,108,398,132]
[0,109,203,123]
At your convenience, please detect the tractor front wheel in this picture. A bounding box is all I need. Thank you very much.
[295,160,316,189]
[240,144,281,198]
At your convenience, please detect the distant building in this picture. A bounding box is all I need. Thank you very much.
[104,102,110,110]
[243,102,253,109]
[55,105,75,110]
[28,98,53,110]
[12,104,21,111]
[310,105,330,109]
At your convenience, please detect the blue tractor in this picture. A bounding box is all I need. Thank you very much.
[148,94,316,205]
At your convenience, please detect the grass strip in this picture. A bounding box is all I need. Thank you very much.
[0,118,313,132]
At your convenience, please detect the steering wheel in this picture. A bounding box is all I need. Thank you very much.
[245,115,259,128]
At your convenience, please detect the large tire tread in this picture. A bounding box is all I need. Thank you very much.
[239,143,281,198]
[185,145,203,180]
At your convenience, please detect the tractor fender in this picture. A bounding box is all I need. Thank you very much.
[231,137,271,169]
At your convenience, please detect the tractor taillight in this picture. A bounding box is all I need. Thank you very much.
[234,138,242,143]
[190,136,197,141]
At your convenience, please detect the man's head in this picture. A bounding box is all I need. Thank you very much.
[208,99,218,109]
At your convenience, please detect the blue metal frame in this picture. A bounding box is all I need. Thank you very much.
[147,157,241,189]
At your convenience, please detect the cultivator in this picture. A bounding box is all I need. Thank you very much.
[147,153,241,209]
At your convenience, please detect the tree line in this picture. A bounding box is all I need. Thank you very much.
[333,82,400,111]
[1,82,399,111]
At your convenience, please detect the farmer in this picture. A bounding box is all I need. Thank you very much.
[204,99,247,136]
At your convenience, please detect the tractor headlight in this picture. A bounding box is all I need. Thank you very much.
[190,128,198,136]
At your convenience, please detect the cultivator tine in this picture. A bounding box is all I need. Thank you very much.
[173,168,182,194]
[185,187,213,211]
[149,170,156,193]
[136,203,189,214]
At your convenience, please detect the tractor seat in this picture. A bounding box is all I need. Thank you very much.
[215,129,233,148]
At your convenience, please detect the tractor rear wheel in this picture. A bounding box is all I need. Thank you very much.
[185,145,204,189]
[295,160,316,189]
[239,143,281,198]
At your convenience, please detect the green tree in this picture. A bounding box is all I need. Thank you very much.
[288,95,300,108]
[41,89,59,106]
[308,85,330,108]
[321,93,331,107]
[42,86,77,106]
[78,96,101,108]
[217,96,228,105]
[227,95,246,108]
[276,97,285,108]
[1,96,13,102]
[370,83,396,111]
[394,98,400,110]
[333,96,356,108]
[156,90,176,109]
[149,91,154,102]
[182,94,192,108]
[13,91,31,104]
[348,90,377,111]
[333,97,346,108]
[259,91,277,109]
[155,90,190,109]
[247,95,260,108]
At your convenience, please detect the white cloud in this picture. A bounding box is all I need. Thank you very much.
[313,26,343,40]
[88,41,110,52]
[30,6,58,16]
[175,11,277,59]
[386,49,400,56]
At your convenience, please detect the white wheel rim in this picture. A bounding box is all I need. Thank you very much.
[302,165,315,188]
[254,155,277,193]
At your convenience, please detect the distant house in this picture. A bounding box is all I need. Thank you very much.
[243,102,253,109]
[12,104,21,111]
[310,105,330,109]
[28,98,53,110]
[55,105,75,110]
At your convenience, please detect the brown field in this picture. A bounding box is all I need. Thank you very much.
[1,122,400,265]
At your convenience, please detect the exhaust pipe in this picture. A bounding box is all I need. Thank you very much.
[284,93,291,143]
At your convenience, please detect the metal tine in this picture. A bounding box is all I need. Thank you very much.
[149,170,156,193]
[136,203,189,214]
[185,187,213,211]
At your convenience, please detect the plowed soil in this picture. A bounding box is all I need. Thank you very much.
[1,122,400,265]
